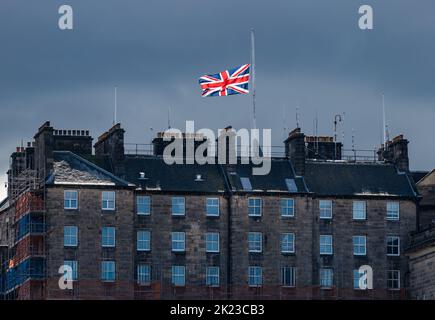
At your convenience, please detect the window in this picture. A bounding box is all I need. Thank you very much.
[64,190,78,210]
[137,196,151,215]
[248,198,262,217]
[319,200,333,219]
[102,227,116,247]
[281,266,296,287]
[64,226,78,247]
[137,231,151,251]
[281,233,295,253]
[387,236,400,256]
[172,197,185,216]
[172,232,186,252]
[205,233,219,253]
[172,266,185,286]
[206,267,220,286]
[248,232,262,253]
[102,191,116,211]
[206,198,220,217]
[240,177,253,191]
[248,266,262,286]
[320,235,333,255]
[63,260,78,280]
[353,270,363,289]
[285,178,298,192]
[353,201,366,220]
[387,270,400,290]
[101,261,115,281]
[137,265,151,285]
[387,202,400,221]
[353,236,367,256]
[280,198,295,217]
[320,268,333,288]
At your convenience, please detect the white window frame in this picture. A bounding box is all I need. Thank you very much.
[63,260,78,281]
[206,198,220,217]
[137,264,151,285]
[319,200,333,219]
[281,266,296,287]
[280,198,295,218]
[206,267,220,287]
[172,266,185,286]
[101,261,116,282]
[320,235,333,255]
[64,226,78,247]
[353,201,366,220]
[205,232,220,253]
[102,191,116,211]
[64,190,78,210]
[137,230,151,252]
[172,232,186,252]
[136,196,151,215]
[386,202,400,221]
[320,268,333,288]
[353,236,367,256]
[281,233,295,254]
[102,227,116,248]
[353,269,365,290]
[387,270,400,290]
[172,197,185,216]
[386,236,400,256]
[248,266,262,287]
[248,232,262,253]
[248,198,262,217]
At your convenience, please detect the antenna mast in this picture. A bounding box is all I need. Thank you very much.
[114,86,118,125]
[296,106,300,129]
[382,93,387,146]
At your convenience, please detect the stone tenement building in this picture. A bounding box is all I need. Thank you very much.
[0,121,425,300]
[406,169,435,299]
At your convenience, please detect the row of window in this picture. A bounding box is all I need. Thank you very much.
[62,261,400,290]
[64,227,401,256]
[320,268,401,290]
[64,191,401,221]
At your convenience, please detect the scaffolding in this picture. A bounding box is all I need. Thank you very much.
[3,168,46,300]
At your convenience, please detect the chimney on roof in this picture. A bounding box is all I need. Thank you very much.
[284,128,306,176]
[217,126,237,165]
[33,121,55,179]
[152,130,208,158]
[377,134,409,172]
[94,123,125,176]
[305,135,343,161]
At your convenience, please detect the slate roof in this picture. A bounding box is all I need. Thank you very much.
[223,158,308,194]
[304,161,417,198]
[123,156,227,193]
[48,151,131,187]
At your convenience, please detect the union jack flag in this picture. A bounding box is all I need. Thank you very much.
[198,64,250,97]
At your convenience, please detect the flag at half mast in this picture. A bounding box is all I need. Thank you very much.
[198,64,250,97]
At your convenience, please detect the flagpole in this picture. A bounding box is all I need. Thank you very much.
[251,28,256,129]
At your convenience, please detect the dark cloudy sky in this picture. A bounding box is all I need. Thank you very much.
[1,0,434,199]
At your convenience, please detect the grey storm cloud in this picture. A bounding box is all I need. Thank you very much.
[1,0,435,199]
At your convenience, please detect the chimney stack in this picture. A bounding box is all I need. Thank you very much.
[377,134,409,172]
[94,123,125,176]
[284,128,306,176]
